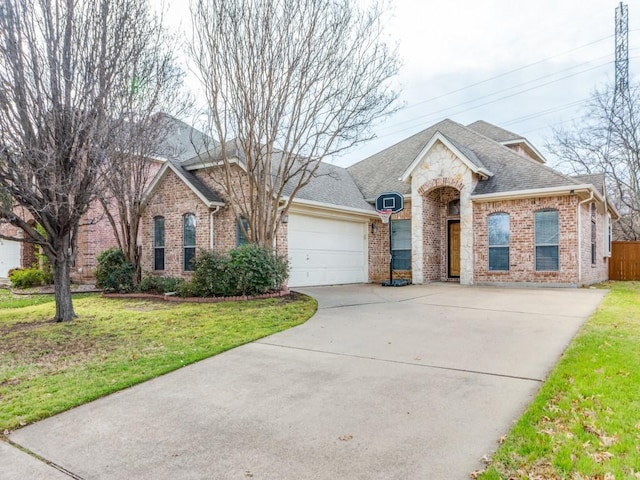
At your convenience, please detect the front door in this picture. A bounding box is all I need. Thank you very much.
[448,220,460,278]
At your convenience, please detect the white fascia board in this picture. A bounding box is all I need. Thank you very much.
[400,132,493,182]
[471,184,603,202]
[183,156,243,171]
[284,196,377,220]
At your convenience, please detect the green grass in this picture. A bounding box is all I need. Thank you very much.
[0,291,316,433]
[478,282,640,480]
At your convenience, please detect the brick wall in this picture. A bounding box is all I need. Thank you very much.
[579,201,609,285]
[141,165,287,279]
[473,195,586,285]
[369,203,411,283]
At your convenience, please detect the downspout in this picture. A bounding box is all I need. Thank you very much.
[577,191,594,285]
[209,206,220,250]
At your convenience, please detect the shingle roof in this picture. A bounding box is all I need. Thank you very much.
[466,120,522,143]
[168,160,225,204]
[348,118,585,198]
[282,161,374,211]
[572,173,606,195]
[156,114,215,162]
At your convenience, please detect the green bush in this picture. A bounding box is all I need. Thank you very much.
[94,248,134,293]
[185,244,288,297]
[190,250,235,297]
[9,268,46,289]
[138,275,185,294]
[229,244,288,295]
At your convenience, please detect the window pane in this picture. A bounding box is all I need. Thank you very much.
[488,213,509,246]
[237,218,249,246]
[448,199,460,216]
[535,210,559,245]
[392,250,411,270]
[391,219,411,270]
[184,247,196,271]
[154,216,164,247]
[183,214,196,246]
[391,219,411,249]
[154,248,164,271]
[489,246,509,271]
[536,245,559,271]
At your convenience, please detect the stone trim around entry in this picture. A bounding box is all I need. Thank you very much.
[417,177,465,196]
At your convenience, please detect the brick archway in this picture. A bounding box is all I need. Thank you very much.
[417,177,464,196]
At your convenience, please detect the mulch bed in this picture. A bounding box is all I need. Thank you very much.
[102,288,291,303]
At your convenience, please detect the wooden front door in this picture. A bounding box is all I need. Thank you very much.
[448,221,460,278]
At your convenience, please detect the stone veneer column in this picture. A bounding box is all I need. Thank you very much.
[411,190,424,284]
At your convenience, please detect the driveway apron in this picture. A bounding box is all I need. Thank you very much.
[7,284,607,479]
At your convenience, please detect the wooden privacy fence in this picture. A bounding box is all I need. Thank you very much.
[610,241,640,280]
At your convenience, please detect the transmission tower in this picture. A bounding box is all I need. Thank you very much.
[614,2,629,107]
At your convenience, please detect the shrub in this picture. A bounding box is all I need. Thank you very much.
[9,268,46,289]
[94,248,134,293]
[138,275,185,294]
[186,244,289,297]
[190,250,235,297]
[229,244,288,295]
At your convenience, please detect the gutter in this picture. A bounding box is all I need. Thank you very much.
[577,191,594,285]
[471,184,602,203]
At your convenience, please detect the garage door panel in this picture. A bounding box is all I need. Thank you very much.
[288,214,367,287]
[0,239,21,277]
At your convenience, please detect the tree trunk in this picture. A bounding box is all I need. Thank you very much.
[53,245,76,322]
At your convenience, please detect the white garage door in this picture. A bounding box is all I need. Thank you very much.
[0,238,21,277]
[288,213,368,287]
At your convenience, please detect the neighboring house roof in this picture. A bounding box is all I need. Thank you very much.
[155,114,215,162]
[348,118,587,199]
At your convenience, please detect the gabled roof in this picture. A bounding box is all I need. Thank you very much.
[144,160,225,208]
[399,131,493,183]
[466,120,522,143]
[466,120,546,163]
[348,118,587,199]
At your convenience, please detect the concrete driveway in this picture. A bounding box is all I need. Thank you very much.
[5,284,606,479]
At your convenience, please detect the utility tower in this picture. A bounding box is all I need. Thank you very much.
[614,2,629,107]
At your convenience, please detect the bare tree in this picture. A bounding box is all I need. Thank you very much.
[548,83,640,240]
[98,25,192,284]
[0,0,179,321]
[190,0,400,246]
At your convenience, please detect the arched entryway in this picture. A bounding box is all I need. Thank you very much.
[417,178,464,282]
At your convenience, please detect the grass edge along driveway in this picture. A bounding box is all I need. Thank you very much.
[477,281,640,480]
[0,291,317,433]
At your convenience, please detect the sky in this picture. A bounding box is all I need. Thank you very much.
[164,0,639,168]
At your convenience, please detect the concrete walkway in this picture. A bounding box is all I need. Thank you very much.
[4,283,607,479]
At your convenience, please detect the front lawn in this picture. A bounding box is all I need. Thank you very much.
[0,290,316,433]
[478,281,640,479]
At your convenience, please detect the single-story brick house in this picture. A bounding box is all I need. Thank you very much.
[140,118,618,287]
